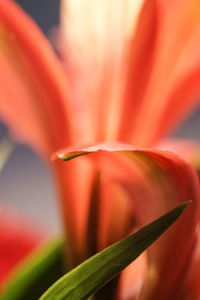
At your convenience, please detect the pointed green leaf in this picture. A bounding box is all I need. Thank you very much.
[40,202,189,300]
[0,237,65,300]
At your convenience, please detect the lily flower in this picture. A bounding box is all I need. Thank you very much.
[0,0,200,299]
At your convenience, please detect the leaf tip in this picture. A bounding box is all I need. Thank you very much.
[179,200,192,211]
[171,200,192,222]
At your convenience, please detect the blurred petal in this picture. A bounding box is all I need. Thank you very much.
[157,138,200,171]
[177,228,200,299]
[119,251,147,300]
[54,157,96,266]
[59,0,200,146]
[117,0,157,143]
[0,207,45,290]
[59,0,145,143]
[55,141,200,298]
[0,0,72,156]
[127,0,200,146]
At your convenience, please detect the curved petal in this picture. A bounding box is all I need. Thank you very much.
[0,0,72,156]
[157,138,200,171]
[54,141,200,298]
[117,0,157,143]
[151,58,200,145]
[0,207,45,291]
[118,0,200,146]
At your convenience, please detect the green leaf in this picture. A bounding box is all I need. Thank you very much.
[0,237,65,300]
[40,202,189,300]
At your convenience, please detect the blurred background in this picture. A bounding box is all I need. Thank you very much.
[0,0,200,234]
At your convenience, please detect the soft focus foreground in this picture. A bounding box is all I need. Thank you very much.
[0,0,200,299]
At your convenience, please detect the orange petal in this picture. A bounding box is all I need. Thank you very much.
[157,138,200,171]
[55,141,200,298]
[0,0,72,156]
[176,227,200,299]
[53,157,96,267]
[118,0,200,146]
[117,0,157,143]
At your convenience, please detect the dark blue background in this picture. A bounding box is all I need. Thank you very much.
[16,0,60,35]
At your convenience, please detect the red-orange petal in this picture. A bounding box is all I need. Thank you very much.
[0,0,72,156]
[156,138,200,171]
[118,0,200,147]
[55,141,200,299]
[117,0,157,143]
